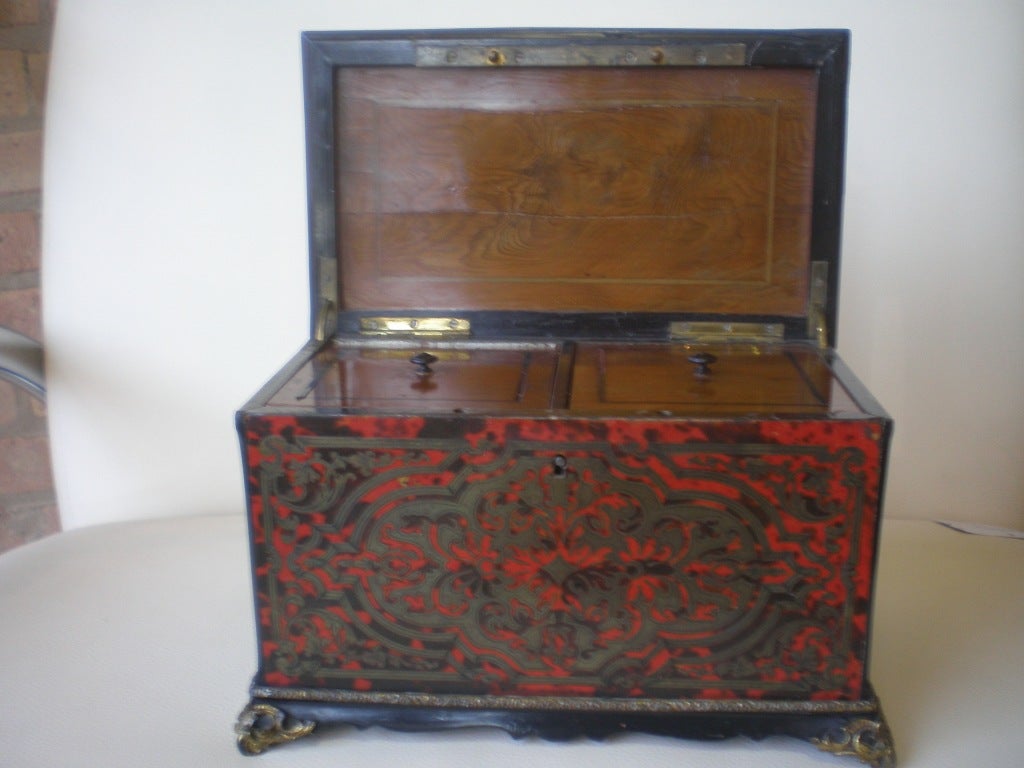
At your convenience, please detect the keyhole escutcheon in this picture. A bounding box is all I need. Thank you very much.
[552,454,568,478]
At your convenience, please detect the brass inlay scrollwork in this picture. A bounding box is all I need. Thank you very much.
[257,430,872,697]
[812,715,896,768]
[235,702,316,755]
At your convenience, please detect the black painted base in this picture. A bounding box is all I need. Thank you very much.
[235,686,895,767]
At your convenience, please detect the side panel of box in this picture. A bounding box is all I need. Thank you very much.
[240,414,886,705]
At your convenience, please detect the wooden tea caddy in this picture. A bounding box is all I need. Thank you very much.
[235,28,895,767]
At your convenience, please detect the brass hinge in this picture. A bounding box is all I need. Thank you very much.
[808,260,829,349]
[416,43,746,68]
[669,321,785,344]
[359,317,471,338]
[314,299,337,343]
[314,258,338,342]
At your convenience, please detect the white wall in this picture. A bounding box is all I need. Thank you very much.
[43,0,1024,530]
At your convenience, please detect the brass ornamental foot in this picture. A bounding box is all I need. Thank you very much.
[235,702,316,755]
[811,713,896,768]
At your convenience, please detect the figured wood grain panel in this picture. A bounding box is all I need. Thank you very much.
[335,67,818,314]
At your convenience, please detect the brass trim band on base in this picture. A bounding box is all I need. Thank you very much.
[250,684,879,716]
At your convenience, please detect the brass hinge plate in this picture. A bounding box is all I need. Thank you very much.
[417,43,746,68]
[808,260,829,348]
[669,321,785,344]
[359,317,472,338]
[314,299,337,343]
[313,258,338,342]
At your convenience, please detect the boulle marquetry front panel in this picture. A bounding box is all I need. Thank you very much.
[243,414,885,704]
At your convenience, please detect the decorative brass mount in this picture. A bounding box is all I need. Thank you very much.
[235,702,316,755]
[812,714,897,768]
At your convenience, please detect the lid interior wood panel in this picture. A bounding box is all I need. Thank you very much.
[335,66,818,316]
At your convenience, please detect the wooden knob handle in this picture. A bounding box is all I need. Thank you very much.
[687,352,717,378]
[410,352,438,375]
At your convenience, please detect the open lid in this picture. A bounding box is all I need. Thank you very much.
[302,29,849,344]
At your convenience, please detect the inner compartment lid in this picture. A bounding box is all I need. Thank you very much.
[263,338,869,417]
[303,30,849,340]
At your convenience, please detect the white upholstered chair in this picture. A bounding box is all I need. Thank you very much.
[0,326,45,403]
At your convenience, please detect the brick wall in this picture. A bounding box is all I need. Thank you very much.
[0,0,57,553]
